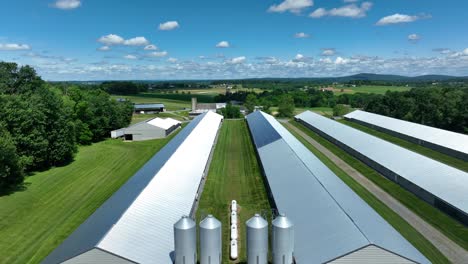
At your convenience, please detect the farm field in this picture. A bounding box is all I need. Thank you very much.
[197,120,271,263]
[339,119,468,172]
[270,106,334,116]
[0,132,181,264]
[289,120,468,251]
[130,112,189,125]
[331,85,411,95]
[111,94,191,111]
[283,122,449,263]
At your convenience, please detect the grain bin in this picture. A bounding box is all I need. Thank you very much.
[246,214,268,264]
[230,240,238,260]
[272,214,294,264]
[199,215,222,264]
[231,225,238,240]
[174,215,196,264]
[231,200,237,212]
[231,211,238,225]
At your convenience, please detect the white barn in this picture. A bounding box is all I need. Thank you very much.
[111,117,182,141]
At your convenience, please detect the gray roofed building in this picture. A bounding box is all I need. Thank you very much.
[134,103,165,113]
[344,110,468,161]
[42,111,223,264]
[296,110,468,226]
[111,117,182,141]
[246,111,430,264]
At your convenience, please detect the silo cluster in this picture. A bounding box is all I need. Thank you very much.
[230,200,238,260]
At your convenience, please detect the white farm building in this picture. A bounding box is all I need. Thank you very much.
[111,117,182,141]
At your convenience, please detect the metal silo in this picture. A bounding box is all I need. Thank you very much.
[272,214,294,264]
[246,214,268,264]
[174,215,196,264]
[199,215,222,264]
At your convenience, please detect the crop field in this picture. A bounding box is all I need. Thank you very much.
[283,122,449,263]
[197,120,271,263]
[0,132,181,264]
[330,85,411,95]
[289,120,468,251]
[130,112,189,125]
[339,119,468,172]
[111,94,191,111]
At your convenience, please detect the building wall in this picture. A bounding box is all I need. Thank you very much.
[63,249,133,264]
[330,245,415,264]
[297,118,468,225]
[124,123,166,141]
[344,117,468,161]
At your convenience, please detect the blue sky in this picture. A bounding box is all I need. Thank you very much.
[1,0,467,80]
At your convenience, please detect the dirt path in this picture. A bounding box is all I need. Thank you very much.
[281,120,468,264]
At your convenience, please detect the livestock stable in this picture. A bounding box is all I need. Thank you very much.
[345,110,468,161]
[134,103,165,113]
[296,111,468,225]
[246,111,429,264]
[111,117,181,141]
[42,112,223,264]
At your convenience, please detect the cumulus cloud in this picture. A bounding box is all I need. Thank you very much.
[321,48,336,56]
[432,48,452,55]
[0,43,31,51]
[52,0,81,10]
[335,56,348,65]
[167,57,178,63]
[148,51,168,57]
[376,13,430,26]
[144,44,158,50]
[123,37,149,46]
[158,21,180,31]
[216,41,230,48]
[268,0,314,14]
[98,34,125,45]
[124,55,137,60]
[98,46,110,51]
[408,34,421,43]
[310,2,372,18]
[228,56,246,64]
[294,32,310,38]
[295,54,304,60]
[343,0,358,2]
[463,48,468,55]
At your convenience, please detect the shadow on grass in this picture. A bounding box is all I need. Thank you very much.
[0,181,31,197]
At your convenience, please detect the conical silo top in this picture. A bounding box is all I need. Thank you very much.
[174,215,196,230]
[246,214,268,229]
[200,214,221,229]
[272,214,293,229]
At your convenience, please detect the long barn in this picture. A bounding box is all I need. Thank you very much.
[246,111,429,264]
[42,112,223,264]
[296,110,468,225]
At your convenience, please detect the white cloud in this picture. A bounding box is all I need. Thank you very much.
[98,34,125,45]
[310,2,372,18]
[123,37,149,46]
[216,41,230,48]
[167,57,178,63]
[158,21,180,31]
[335,56,348,64]
[98,46,110,51]
[433,48,452,55]
[268,0,314,14]
[343,0,358,2]
[321,48,336,56]
[408,34,421,43]
[148,51,168,57]
[228,56,246,64]
[52,0,81,10]
[295,54,304,60]
[0,43,31,51]
[376,13,429,26]
[124,55,137,60]
[462,48,468,55]
[144,44,158,50]
[294,32,310,38]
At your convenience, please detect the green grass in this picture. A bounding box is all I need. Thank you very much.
[332,85,411,95]
[339,119,468,172]
[197,120,271,263]
[283,122,449,263]
[0,131,182,264]
[130,112,188,125]
[289,120,468,251]
[112,95,191,111]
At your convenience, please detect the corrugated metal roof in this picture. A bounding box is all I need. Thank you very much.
[246,111,429,264]
[296,111,468,216]
[42,111,223,264]
[345,110,468,156]
[147,117,181,130]
[134,103,165,110]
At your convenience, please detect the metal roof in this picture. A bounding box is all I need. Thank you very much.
[134,103,165,110]
[147,117,181,130]
[42,111,223,264]
[296,110,468,216]
[246,111,429,264]
[345,110,468,156]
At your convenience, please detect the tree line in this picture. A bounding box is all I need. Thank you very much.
[0,62,133,191]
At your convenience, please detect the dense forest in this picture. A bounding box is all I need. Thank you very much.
[0,62,133,191]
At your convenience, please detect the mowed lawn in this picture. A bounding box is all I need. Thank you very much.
[289,120,468,251]
[339,119,468,172]
[197,120,271,263]
[0,133,180,264]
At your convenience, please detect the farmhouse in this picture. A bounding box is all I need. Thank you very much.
[42,112,223,264]
[296,110,468,225]
[134,103,165,114]
[246,111,429,263]
[345,110,468,161]
[111,117,181,141]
